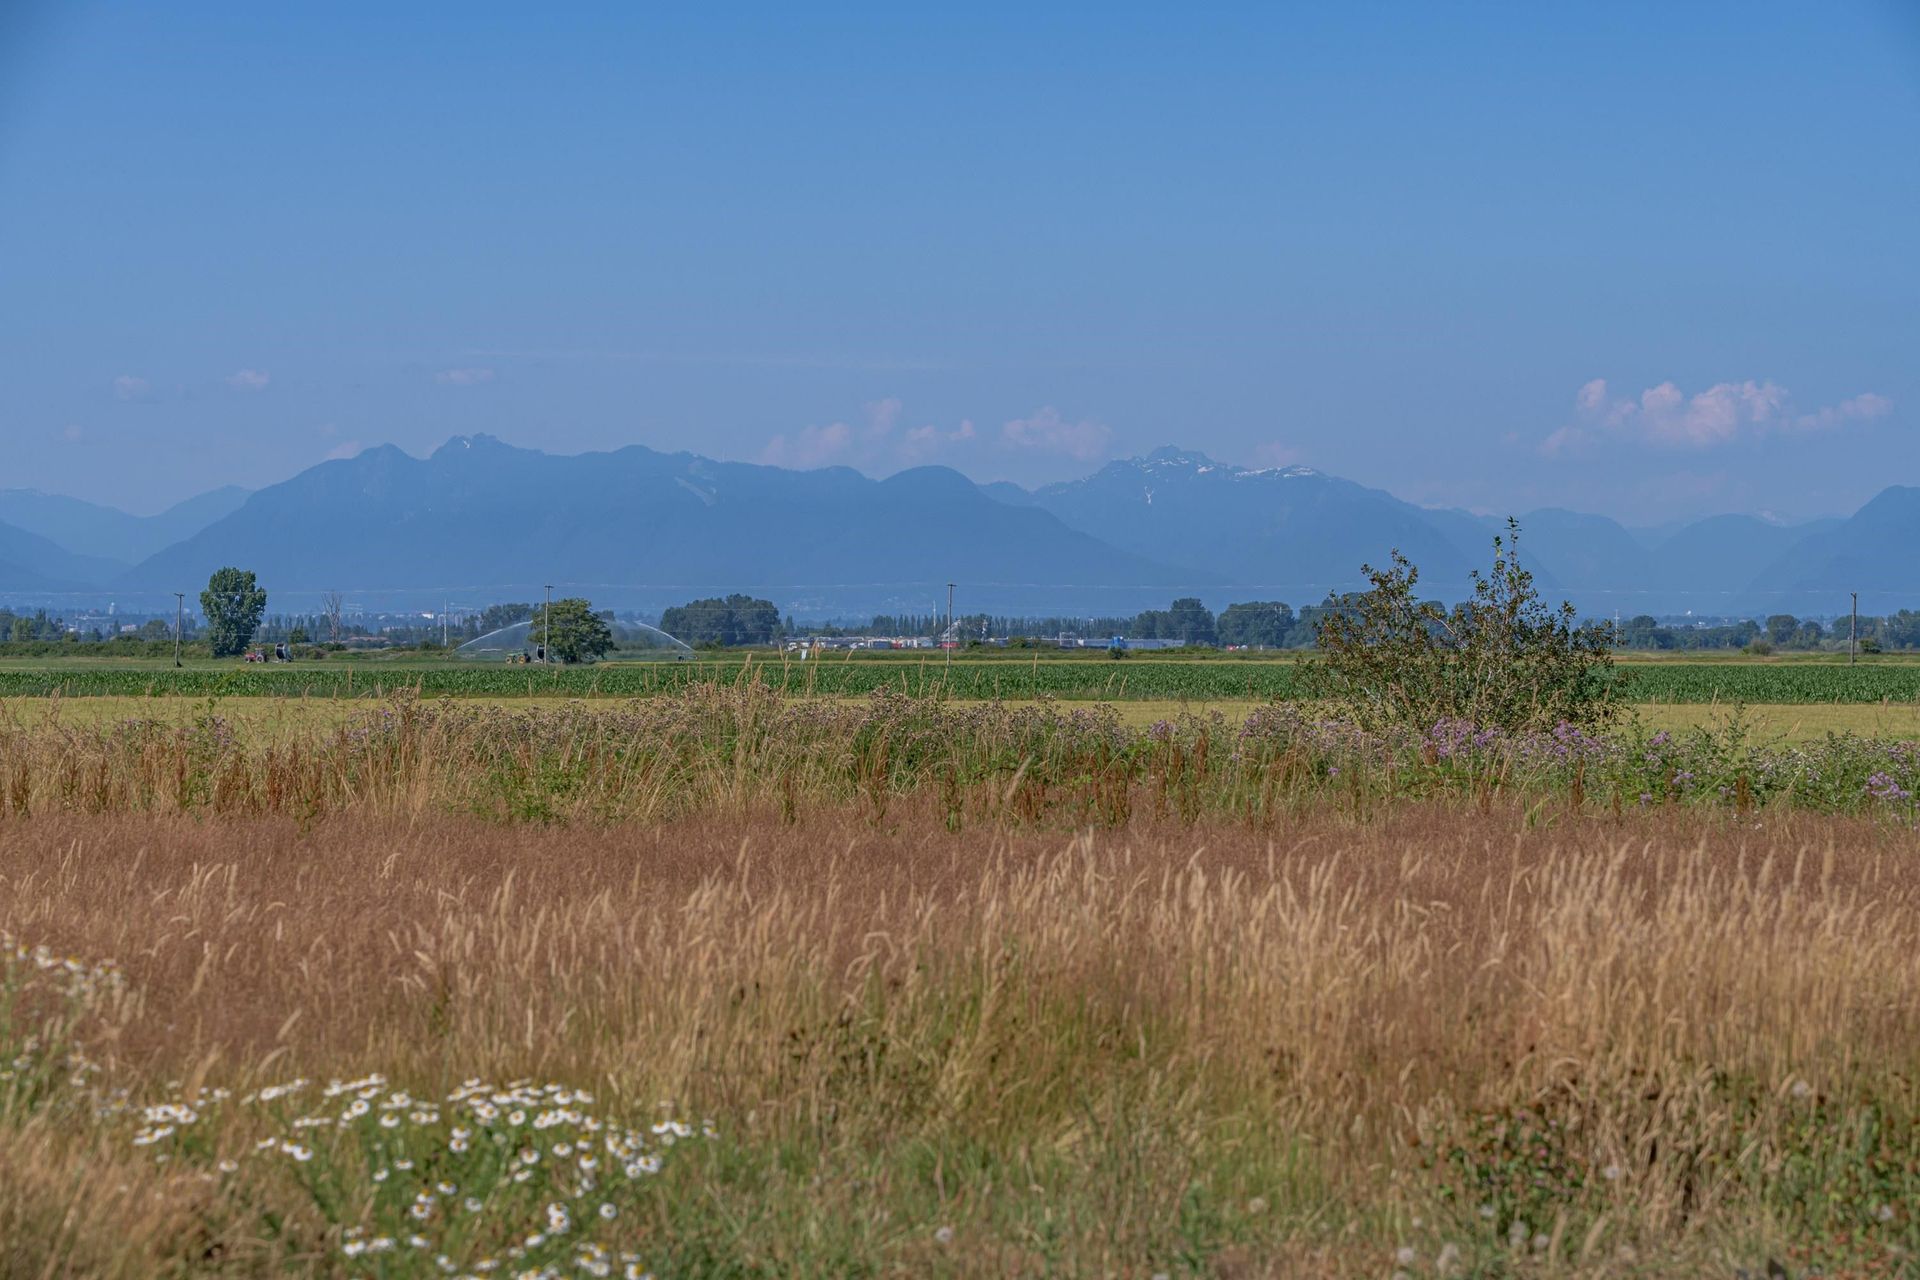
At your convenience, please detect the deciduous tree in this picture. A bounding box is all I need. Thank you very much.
[527,598,614,663]
[201,567,268,658]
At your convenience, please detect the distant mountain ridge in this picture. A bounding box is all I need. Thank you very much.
[0,486,249,566]
[2,436,1913,616]
[119,436,1205,615]
[1000,448,1892,615]
[1740,487,1920,602]
[1012,447,1509,600]
[0,519,135,593]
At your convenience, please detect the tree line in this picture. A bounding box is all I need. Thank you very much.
[1614,611,1920,653]
[10,574,1920,658]
[829,600,1325,649]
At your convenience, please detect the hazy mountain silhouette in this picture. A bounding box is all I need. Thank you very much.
[1010,448,1500,599]
[0,435,1906,616]
[0,486,249,564]
[0,519,127,591]
[1649,514,1842,608]
[121,436,1205,613]
[1497,509,1650,600]
[993,449,1891,615]
[1741,487,1920,614]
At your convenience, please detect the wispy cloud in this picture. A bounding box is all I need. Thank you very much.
[1543,378,1893,455]
[1000,406,1111,460]
[1794,392,1892,432]
[323,439,363,461]
[901,419,977,462]
[864,397,903,438]
[111,374,152,402]
[758,421,853,469]
[463,348,947,373]
[61,424,83,442]
[435,367,496,386]
[758,397,982,470]
[758,400,1114,473]
[226,369,271,391]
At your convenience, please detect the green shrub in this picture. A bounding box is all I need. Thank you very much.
[1310,521,1620,732]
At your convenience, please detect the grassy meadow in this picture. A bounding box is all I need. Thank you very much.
[0,669,1917,1276]
[10,691,1920,743]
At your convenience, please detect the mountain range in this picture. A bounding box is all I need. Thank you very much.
[0,435,1912,618]
[0,486,251,564]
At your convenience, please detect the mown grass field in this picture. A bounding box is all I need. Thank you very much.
[2,652,1919,703]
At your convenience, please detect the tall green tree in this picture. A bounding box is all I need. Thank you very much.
[659,594,781,647]
[1165,597,1218,646]
[527,598,614,663]
[477,602,534,634]
[200,567,268,657]
[1216,601,1294,648]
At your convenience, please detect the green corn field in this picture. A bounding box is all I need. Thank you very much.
[1,658,1917,703]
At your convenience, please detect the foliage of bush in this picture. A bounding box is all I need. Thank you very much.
[1311,522,1620,732]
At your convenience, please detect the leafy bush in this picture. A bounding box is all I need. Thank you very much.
[1310,521,1620,731]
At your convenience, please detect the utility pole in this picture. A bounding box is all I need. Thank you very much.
[544,584,553,663]
[173,592,184,668]
[1850,591,1858,664]
[946,581,955,673]
[443,601,449,649]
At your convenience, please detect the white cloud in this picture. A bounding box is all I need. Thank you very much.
[758,421,853,469]
[1543,378,1892,455]
[759,397,987,470]
[226,369,271,390]
[1575,377,1608,414]
[754,399,1121,473]
[864,396,903,438]
[112,374,152,401]
[435,367,496,386]
[900,419,977,462]
[1000,406,1112,460]
[1794,392,1892,432]
[61,424,83,442]
[324,440,363,461]
[1539,424,1586,457]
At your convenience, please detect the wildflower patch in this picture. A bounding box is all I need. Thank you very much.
[131,1074,713,1278]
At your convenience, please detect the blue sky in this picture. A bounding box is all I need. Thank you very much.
[1,1,1915,522]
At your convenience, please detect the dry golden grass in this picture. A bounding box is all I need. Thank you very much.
[19,692,1920,742]
[2,801,1918,1275]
